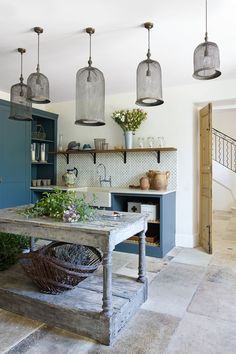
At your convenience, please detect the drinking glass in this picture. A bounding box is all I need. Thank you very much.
[137,137,145,148]
[147,137,154,148]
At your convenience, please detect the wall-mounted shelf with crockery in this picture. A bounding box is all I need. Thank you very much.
[51,147,177,164]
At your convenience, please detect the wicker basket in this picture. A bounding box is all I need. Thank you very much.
[32,124,46,140]
[19,242,102,294]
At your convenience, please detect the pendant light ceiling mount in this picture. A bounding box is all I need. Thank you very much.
[193,0,221,80]
[86,27,95,35]
[136,21,164,107]
[75,26,105,126]
[9,47,32,121]
[144,22,153,30]
[34,26,43,34]
[27,25,50,104]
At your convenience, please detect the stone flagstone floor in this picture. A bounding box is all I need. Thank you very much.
[1,210,236,354]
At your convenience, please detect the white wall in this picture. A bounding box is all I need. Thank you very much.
[213,109,236,211]
[45,78,236,247]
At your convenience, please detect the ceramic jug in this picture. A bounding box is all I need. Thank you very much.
[152,171,170,191]
[62,167,78,187]
[140,176,150,190]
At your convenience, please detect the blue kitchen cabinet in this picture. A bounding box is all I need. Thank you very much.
[112,191,176,258]
[0,99,58,208]
[0,100,31,208]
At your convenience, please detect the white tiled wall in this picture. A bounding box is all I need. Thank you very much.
[57,151,177,190]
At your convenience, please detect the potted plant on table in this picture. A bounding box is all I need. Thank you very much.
[111,108,147,149]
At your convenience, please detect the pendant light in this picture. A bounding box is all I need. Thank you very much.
[193,0,221,80]
[136,22,164,107]
[9,48,32,121]
[75,27,105,126]
[27,27,50,103]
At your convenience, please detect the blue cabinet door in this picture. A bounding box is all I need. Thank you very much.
[0,102,31,208]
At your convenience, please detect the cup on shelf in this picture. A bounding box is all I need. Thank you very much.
[36,179,42,187]
[47,179,51,186]
[42,179,48,186]
[94,138,106,150]
[32,179,37,187]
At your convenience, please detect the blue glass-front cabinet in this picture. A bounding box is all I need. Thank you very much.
[0,99,58,209]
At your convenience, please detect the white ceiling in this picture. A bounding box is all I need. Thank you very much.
[0,0,235,102]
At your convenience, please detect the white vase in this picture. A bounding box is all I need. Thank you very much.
[124,131,133,149]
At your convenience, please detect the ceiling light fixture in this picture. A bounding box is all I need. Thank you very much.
[193,0,221,80]
[75,27,105,126]
[9,48,32,121]
[136,22,164,107]
[27,27,50,103]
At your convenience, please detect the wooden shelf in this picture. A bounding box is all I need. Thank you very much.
[32,162,54,165]
[148,220,160,224]
[51,147,177,164]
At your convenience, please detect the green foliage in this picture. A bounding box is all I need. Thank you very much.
[24,188,95,222]
[112,108,147,132]
[0,233,30,271]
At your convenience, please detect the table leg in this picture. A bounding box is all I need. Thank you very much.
[30,237,36,251]
[102,251,112,317]
[138,230,146,283]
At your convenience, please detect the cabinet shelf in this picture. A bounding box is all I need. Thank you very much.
[32,138,54,143]
[32,162,54,165]
[52,147,177,164]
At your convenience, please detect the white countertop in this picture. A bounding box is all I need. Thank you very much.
[30,185,175,195]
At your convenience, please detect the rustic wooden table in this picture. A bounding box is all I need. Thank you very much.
[0,207,148,344]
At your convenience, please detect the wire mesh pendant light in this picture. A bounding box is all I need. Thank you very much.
[27,27,50,103]
[75,27,105,126]
[193,0,221,80]
[9,48,32,121]
[136,22,164,107]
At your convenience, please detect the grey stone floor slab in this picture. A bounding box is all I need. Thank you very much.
[165,312,236,354]
[21,327,96,354]
[141,262,206,317]
[0,309,43,354]
[171,247,212,267]
[210,251,236,274]
[91,309,180,354]
[188,265,236,323]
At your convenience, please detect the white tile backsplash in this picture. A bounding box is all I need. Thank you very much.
[57,151,177,190]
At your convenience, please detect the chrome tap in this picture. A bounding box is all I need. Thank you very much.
[97,163,111,187]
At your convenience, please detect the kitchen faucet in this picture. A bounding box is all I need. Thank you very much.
[97,163,111,187]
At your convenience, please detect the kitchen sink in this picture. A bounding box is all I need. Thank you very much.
[76,187,111,208]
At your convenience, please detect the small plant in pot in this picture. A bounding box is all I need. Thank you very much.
[0,233,30,271]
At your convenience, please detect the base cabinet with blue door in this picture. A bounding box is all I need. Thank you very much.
[112,191,176,258]
[0,99,58,208]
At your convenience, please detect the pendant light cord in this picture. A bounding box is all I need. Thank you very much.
[37,33,40,72]
[205,0,208,41]
[88,33,92,67]
[147,28,151,59]
[20,52,23,84]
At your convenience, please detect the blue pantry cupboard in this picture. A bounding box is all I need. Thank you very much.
[0,99,58,208]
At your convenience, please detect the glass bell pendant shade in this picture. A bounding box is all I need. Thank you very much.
[27,27,50,104]
[136,22,164,107]
[9,48,32,121]
[193,41,221,80]
[136,59,163,106]
[75,67,105,126]
[193,0,221,80]
[75,27,105,126]
[27,72,50,103]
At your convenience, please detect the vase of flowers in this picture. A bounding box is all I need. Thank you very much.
[111,109,147,149]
